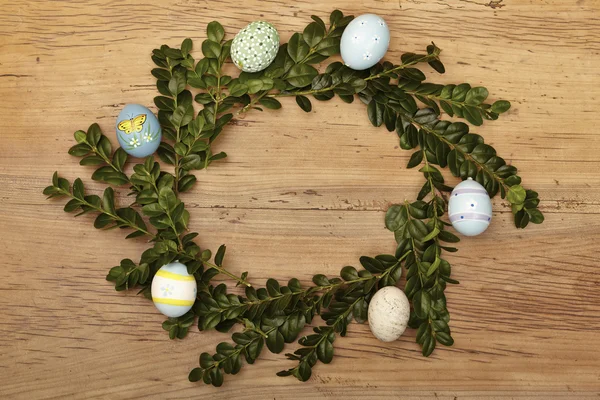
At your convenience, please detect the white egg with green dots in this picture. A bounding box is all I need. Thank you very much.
[448,177,493,236]
[231,21,280,73]
[151,262,197,318]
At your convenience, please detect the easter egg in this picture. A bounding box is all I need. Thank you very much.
[368,286,410,342]
[231,21,280,73]
[340,14,390,71]
[448,177,493,236]
[115,104,161,158]
[151,262,197,318]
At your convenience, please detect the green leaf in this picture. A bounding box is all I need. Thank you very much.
[74,130,87,143]
[142,203,165,217]
[245,79,263,95]
[86,123,102,146]
[408,219,429,241]
[178,175,197,192]
[527,208,544,224]
[228,83,248,97]
[287,33,310,63]
[316,339,334,363]
[286,64,318,88]
[303,22,325,47]
[297,362,312,382]
[360,256,384,273]
[465,87,489,105]
[69,143,91,157]
[330,9,343,25]
[340,266,359,281]
[428,59,445,74]
[64,199,81,212]
[353,298,368,323]
[259,97,282,110]
[315,38,340,56]
[207,21,225,43]
[407,151,423,168]
[112,148,127,171]
[312,274,330,286]
[422,334,436,356]
[72,178,85,199]
[168,71,186,96]
[295,95,312,112]
[215,244,226,266]
[94,213,114,229]
[367,100,384,127]
[202,39,221,59]
[434,331,453,346]
[154,96,175,111]
[426,257,441,276]
[385,205,408,232]
[189,368,203,382]
[491,100,511,114]
[266,278,281,296]
[158,187,177,212]
[311,15,326,30]
[266,329,285,353]
[452,83,471,102]
[181,154,202,170]
[413,108,438,125]
[181,38,193,57]
[414,290,431,319]
[422,227,440,242]
[463,105,483,126]
[151,68,172,81]
[399,68,426,82]
[102,187,116,214]
[507,185,526,204]
[438,230,460,243]
[210,368,223,387]
[96,136,112,159]
[56,177,70,193]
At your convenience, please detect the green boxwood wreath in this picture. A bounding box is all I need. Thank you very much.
[43,9,544,387]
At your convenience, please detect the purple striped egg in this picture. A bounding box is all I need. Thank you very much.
[448,178,492,236]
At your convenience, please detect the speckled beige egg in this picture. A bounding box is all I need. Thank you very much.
[368,286,410,342]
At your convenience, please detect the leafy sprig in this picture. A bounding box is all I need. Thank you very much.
[190,249,408,386]
[43,173,153,239]
[68,123,133,188]
[399,79,511,125]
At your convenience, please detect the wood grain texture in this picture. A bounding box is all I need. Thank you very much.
[1,0,600,398]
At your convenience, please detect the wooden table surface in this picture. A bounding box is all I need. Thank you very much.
[2,0,600,398]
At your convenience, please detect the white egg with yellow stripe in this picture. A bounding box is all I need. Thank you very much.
[151,262,197,318]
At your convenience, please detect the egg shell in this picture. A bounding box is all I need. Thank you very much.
[115,104,162,158]
[151,262,197,318]
[231,21,280,73]
[368,286,410,342]
[448,177,493,236]
[340,14,390,71]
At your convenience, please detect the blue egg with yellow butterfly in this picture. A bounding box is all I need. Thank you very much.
[115,104,161,158]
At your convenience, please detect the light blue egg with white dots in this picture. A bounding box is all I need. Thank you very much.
[115,104,161,158]
[448,178,493,236]
[151,262,197,318]
[340,14,390,71]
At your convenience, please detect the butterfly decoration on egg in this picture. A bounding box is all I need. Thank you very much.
[115,103,162,158]
[117,114,147,134]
